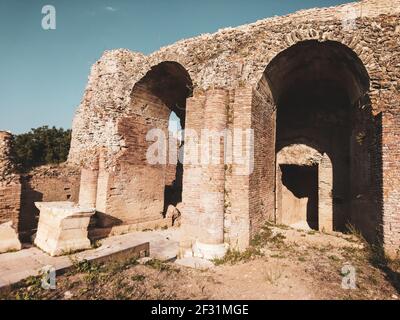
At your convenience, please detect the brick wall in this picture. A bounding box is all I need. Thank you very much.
[0,178,21,229]
[250,77,276,237]
[381,102,400,258]
[19,165,80,240]
[0,131,21,230]
[181,90,206,248]
[229,86,253,249]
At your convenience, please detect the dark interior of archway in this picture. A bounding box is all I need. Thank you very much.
[136,61,193,127]
[266,40,370,232]
[132,61,192,214]
[281,164,319,230]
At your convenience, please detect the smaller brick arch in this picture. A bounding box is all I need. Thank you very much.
[78,61,194,230]
[130,61,193,125]
[276,144,333,232]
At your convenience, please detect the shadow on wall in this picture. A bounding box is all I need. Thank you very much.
[18,177,43,243]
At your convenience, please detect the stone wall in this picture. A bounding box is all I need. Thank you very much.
[0,131,21,230]
[69,0,400,168]
[67,0,400,256]
[19,165,81,240]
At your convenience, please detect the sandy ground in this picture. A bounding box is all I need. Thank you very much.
[1,224,399,300]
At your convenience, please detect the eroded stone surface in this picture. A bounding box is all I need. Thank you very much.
[0,0,399,259]
[0,221,21,254]
[34,202,95,256]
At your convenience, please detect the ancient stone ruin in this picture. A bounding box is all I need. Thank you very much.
[0,0,399,259]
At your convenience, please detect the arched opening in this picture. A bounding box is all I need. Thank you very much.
[98,61,192,228]
[256,40,377,235]
[165,111,184,210]
[129,61,192,219]
[276,144,333,231]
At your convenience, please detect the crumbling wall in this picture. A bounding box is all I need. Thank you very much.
[0,131,21,230]
[19,165,80,241]
[67,0,400,254]
[69,1,400,168]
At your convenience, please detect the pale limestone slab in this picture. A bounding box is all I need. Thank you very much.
[34,201,95,256]
[0,221,21,254]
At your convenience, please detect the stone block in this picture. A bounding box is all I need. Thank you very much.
[34,202,95,256]
[0,221,21,254]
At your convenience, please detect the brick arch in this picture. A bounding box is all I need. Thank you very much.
[129,61,193,125]
[255,38,370,103]
[78,60,194,233]
[241,36,380,243]
[249,31,376,92]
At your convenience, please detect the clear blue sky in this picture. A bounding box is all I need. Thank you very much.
[0,0,354,134]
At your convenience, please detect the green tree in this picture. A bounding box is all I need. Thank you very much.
[13,126,71,172]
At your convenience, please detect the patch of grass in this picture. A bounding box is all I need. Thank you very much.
[145,259,179,272]
[70,258,101,274]
[106,256,138,274]
[270,253,285,259]
[213,247,263,266]
[16,275,43,300]
[131,274,146,282]
[264,268,283,285]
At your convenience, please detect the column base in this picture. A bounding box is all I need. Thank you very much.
[192,241,228,260]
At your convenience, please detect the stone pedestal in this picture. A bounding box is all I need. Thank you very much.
[0,221,21,253]
[34,202,95,256]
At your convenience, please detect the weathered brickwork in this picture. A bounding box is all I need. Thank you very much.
[19,165,81,240]
[0,131,21,230]
[0,0,398,257]
[0,179,21,229]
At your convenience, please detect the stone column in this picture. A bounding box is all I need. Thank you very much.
[193,89,228,259]
[319,153,333,232]
[78,156,99,208]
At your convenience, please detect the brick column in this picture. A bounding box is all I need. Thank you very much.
[193,89,228,259]
[381,106,400,259]
[78,157,99,208]
[179,91,206,257]
[230,87,253,250]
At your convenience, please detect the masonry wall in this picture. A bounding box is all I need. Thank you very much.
[381,96,400,257]
[349,95,381,242]
[19,165,80,240]
[0,178,21,229]
[0,131,21,230]
[250,78,276,237]
[67,0,400,254]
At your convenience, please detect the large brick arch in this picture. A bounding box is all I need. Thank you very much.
[77,61,193,234]
[65,0,400,257]
[232,38,384,249]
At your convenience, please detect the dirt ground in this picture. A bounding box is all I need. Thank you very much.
[2,223,399,300]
